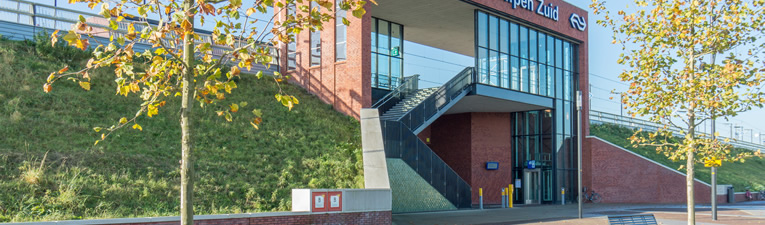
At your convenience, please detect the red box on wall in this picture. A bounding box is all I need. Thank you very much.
[311,192,327,212]
[327,191,343,212]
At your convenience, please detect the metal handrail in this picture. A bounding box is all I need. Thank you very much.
[589,110,765,151]
[399,67,474,132]
[371,74,420,114]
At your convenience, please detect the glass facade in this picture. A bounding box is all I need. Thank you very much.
[476,11,579,204]
[371,17,403,90]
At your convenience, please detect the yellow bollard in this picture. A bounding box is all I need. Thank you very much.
[479,188,484,209]
[508,184,514,208]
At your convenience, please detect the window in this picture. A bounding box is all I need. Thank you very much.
[371,17,404,90]
[310,2,321,66]
[286,3,297,70]
[335,0,347,61]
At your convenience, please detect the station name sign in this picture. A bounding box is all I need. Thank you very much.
[505,0,559,21]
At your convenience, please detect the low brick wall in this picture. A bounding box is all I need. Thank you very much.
[584,137,712,203]
[6,211,391,225]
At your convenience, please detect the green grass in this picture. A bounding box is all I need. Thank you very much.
[0,36,363,222]
[590,123,765,192]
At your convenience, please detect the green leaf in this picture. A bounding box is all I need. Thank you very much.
[342,17,351,26]
[352,8,366,18]
[256,71,263,79]
[109,20,119,31]
[93,127,102,132]
[252,109,263,117]
[79,15,86,23]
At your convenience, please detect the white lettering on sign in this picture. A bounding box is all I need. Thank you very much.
[314,195,324,208]
[330,195,340,208]
[506,0,559,21]
[569,13,586,31]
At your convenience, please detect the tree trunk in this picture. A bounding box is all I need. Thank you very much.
[687,117,696,225]
[180,0,195,224]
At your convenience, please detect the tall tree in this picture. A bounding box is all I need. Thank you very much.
[43,0,370,224]
[591,0,765,224]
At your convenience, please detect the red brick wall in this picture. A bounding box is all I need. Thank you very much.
[424,113,514,205]
[105,211,391,225]
[469,112,513,205]
[585,137,712,203]
[428,113,473,183]
[277,2,371,120]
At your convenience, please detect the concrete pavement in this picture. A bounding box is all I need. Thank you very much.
[392,201,765,225]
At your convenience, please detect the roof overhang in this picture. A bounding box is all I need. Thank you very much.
[444,84,553,114]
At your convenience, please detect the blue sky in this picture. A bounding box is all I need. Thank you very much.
[4,0,764,143]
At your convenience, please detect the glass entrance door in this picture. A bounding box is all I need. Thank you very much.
[523,169,541,204]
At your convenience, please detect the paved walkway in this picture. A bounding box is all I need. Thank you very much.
[392,201,765,225]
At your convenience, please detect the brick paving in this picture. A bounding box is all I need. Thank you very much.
[392,201,765,225]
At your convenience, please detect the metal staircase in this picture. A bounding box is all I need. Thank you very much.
[372,67,475,209]
[379,87,439,121]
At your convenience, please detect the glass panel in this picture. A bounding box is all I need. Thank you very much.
[563,42,571,71]
[310,2,321,66]
[500,20,509,53]
[391,23,402,57]
[501,53,509,88]
[547,66,554,97]
[371,19,377,53]
[379,55,390,89]
[478,12,488,48]
[528,111,538,135]
[546,35,554,65]
[478,48,489,84]
[539,64,547,96]
[511,56,519,90]
[530,62,538,94]
[564,101,572,136]
[521,59,529,92]
[555,38,562,68]
[542,110,553,134]
[490,51,499,86]
[556,68,563,99]
[520,26,528,59]
[379,20,390,55]
[371,53,377,87]
[510,23,519,56]
[529,29,537,62]
[538,32,546,65]
[555,99,563,135]
[335,0,347,61]
[391,57,402,85]
[564,71,571,101]
[489,15,499,50]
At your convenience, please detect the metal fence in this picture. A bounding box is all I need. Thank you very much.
[589,110,765,151]
[381,120,472,208]
[0,0,279,73]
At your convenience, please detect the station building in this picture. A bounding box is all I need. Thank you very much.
[277,0,590,210]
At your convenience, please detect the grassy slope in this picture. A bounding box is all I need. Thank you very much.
[0,37,363,222]
[590,123,765,191]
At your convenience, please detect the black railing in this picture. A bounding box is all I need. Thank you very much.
[399,67,474,132]
[371,75,420,116]
[381,120,472,208]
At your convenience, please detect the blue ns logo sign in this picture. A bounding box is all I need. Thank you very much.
[569,13,586,31]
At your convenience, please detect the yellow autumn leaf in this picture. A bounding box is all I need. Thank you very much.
[119,117,128,124]
[78,81,91,91]
[132,123,143,131]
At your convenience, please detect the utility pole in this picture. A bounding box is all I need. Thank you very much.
[577,91,583,219]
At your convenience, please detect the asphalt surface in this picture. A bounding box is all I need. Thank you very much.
[392,200,765,225]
